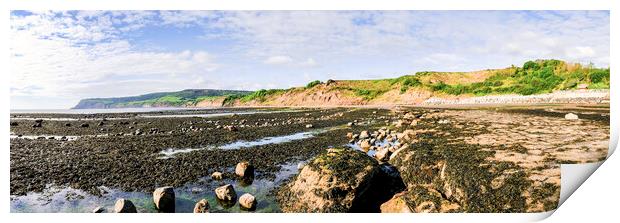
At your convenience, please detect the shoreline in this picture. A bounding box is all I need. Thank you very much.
[50,89,610,112]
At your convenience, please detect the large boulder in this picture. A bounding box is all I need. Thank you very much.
[114,198,137,213]
[239,193,257,210]
[277,148,398,212]
[153,186,175,213]
[235,161,254,178]
[215,184,237,202]
[389,142,530,213]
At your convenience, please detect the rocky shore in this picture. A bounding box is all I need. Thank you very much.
[10,105,609,213]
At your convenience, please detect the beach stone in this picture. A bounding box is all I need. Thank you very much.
[306,124,314,128]
[346,132,354,139]
[239,193,257,210]
[359,131,370,139]
[235,161,254,178]
[215,184,237,202]
[80,123,89,128]
[359,140,372,151]
[193,199,210,213]
[211,171,223,180]
[10,122,18,126]
[153,186,175,213]
[64,123,71,127]
[92,206,105,213]
[114,198,137,213]
[32,122,42,128]
[276,148,384,212]
[347,122,354,127]
[565,113,579,120]
[375,148,391,162]
[225,125,238,131]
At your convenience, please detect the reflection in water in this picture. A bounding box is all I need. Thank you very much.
[10,161,302,213]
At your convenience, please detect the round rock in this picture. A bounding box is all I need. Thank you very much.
[114,198,137,213]
[239,193,257,210]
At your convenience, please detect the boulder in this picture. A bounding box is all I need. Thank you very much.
[359,140,372,151]
[211,171,223,180]
[114,198,137,213]
[10,122,18,126]
[239,193,257,210]
[235,161,254,178]
[153,186,175,213]
[565,113,579,120]
[375,148,391,162]
[193,199,210,213]
[359,131,370,139]
[80,123,89,128]
[32,121,42,128]
[305,124,314,128]
[215,184,237,202]
[276,148,384,212]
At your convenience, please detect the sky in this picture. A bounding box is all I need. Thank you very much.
[10,10,610,109]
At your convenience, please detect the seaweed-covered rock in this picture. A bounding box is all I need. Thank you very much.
[379,191,412,213]
[277,148,386,212]
[215,184,237,202]
[390,141,530,213]
[193,199,210,213]
[153,186,175,213]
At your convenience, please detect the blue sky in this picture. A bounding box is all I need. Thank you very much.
[10,11,610,109]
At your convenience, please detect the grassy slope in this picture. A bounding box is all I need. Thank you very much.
[74,89,251,108]
[74,59,610,108]
[225,59,609,105]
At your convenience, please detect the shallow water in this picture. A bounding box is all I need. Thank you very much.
[10,161,303,213]
[158,127,341,159]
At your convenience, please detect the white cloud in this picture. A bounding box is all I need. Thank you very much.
[10,11,220,108]
[9,10,610,108]
[263,55,293,65]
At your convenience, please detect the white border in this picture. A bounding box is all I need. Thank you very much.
[1,0,617,223]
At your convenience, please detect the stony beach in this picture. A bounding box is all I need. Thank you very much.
[9,105,609,213]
